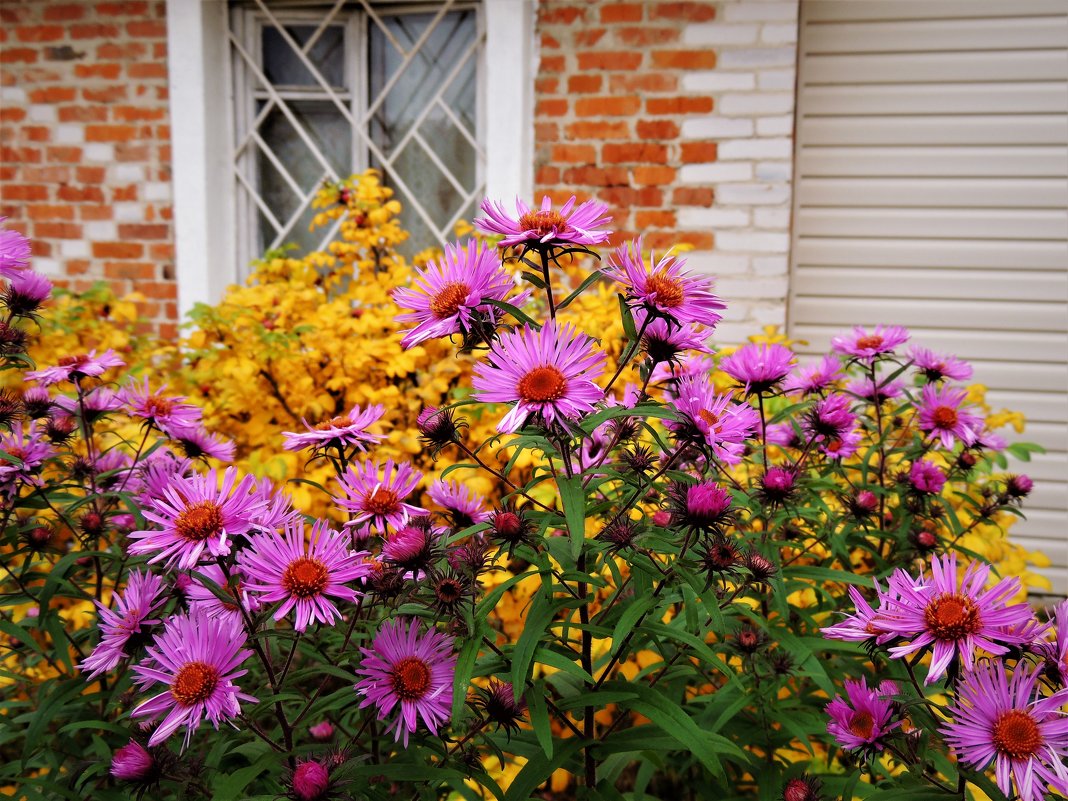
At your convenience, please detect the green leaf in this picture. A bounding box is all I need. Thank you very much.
[526,682,553,759]
[557,271,603,311]
[503,737,583,801]
[484,298,542,329]
[510,592,556,702]
[557,475,587,561]
[452,626,483,722]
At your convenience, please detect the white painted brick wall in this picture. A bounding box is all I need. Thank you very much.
[680,0,800,343]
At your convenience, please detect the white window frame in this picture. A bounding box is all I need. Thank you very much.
[166,0,535,317]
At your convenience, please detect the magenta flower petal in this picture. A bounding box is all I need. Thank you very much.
[334,458,425,536]
[283,403,385,454]
[475,195,611,247]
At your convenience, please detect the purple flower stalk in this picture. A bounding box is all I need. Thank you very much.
[475,195,611,247]
[353,618,456,746]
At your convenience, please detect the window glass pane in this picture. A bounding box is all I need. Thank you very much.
[262,24,346,88]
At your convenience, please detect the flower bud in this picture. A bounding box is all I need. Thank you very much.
[1006,474,1033,498]
[782,775,822,801]
[291,759,330,801]
[309,721,334,741]
[110,740,156,783]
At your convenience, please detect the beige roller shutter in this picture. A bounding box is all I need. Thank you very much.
[789,0,1068,592]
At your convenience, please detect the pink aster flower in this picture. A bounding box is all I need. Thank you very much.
[427,479,490,528]
[393,240,526,349]
[909,459,946,494]
[475,195,611,248]
[472,320,606,434]
[783,355,843,396]
[1033,599,1068,686]
[127,467,264,570]
[353,617,457,746]
[0,221,31,278]
[874,553,1038,683]
[804,393,856,439]
[172,426,236,462]
[910,346,973,383]
[239,519,371,632]
[131,610,255,748]
[0,421,53,494]
[122,377,203,436]
[4,270,52,316]
[247,477,303,532]
[666,376,760,465]
[847,376,905,404]
[132,451,194,504]
[720,343,795,395]
[605,238,725,328]
[942,661,1068,801]
[80,569,168,680]
[110,740,156,782]
[185,563,260,625]
[825,676,902,752]
[637,310,712,367]
[820,430,862,460]
[667,479,733,531]
[335,458,425,535]
[283,403,385,455]
[650,352,718,385]
[831,325,910,362]
[24,349,126,386]
[917,383,981,449]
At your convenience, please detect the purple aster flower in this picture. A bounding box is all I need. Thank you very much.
[110,740,157,783]
[0,421,52,494]
[666,376,759,464]
[393,240,526,349]
[353,617,457,746]
[1032,600,1067,687]
[132,451,194,504]
[475,195,611,248]
[0,220,31,278]
[909,346,973,383]
[820,430,862,460]
[24,349,126,386]
[637,310,712,367]
[909,459,946,494]
[185,563,260,625]
[283,403,385,455]
[831,325,910,362]
[239,519,371,632]
[80,569,168,680]
[917,384,982,449]
[21,386,52,418]
[131,610,255,748]
[720,343,795,395]
[847,376,905,404]
[604,238,725,328]
[804,393,856,439]
[308,720,334,740]
[291,759,331,801]
[1007,474,1035,499]
[3,270,52,316]
[172,426,236,462]
[650,352,718,386]
[825,676,902,752]
[764,422,802,449]
[247,477,303,532]
[667,479,732,531]
[53,387,124,422]
[335,458,425,536]
[122,377,203,436]
[783,355,843,396]
[427,479,491,528]
[472,320,606,434]
[127,467,264,570]
[822,581,890,644]
[942,661,1068,801]
[759,466,797,503]
[874,553,1038,683]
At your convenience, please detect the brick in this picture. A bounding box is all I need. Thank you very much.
[97,42,146,60]
[723,3,797,23]
[70,24,121,39]
[22,166,70,182]
[74,63,122,79]
[539,55,565,73]
[58,185,105,203]
[651,49,717,70]
[97,2,149,15]
[567,74,602,94]
[83,85,127,103]
[0,145,41,164]
[600,3,642,22]
[35,222,82,239]
[535,98,568,117]
[59,106,108,122]
[562,166,629,186]
[140,280,178,300]
[672,187,714,206]
[541,33,560,49]
[45,4,87,21]
[79,204,113,220]
[603,142,668,164]
[28,86,76,103]
[112,184,138,201]
[718,138,791,160]
[535,76,559,95]
[715,231,789,253]
[650,2,717,22]
[46,146,82,162]
[576,51,642,71]
[646,96,713,115]
[540,5,586,24]
[551,144,596,164]
[715,184,791,205]
[127,62,167,79]
[680,141,718,163]
[609,73,677,93]
[0,47,37,64]
[575,96,641,117]
[535,165,560,184]
[534,122,558,142]
[16,25,65,43]
[23,125,52,142]
[679,208,749,228]
[597,187,663,207]
[636,120,679,140]
[1,184,49,201]
[85,124,139,142]
[565,121,630,140]
[93,241,144,259]
[112,106,166,122]
[633,166,676,185]
[719,47,796,69]
[115,143,150,161]
[149,242,174,260]
[118,223,169,240]
[126,20,167,38]
[574,28,607,47]
[646,231,713,251]
[682,117,754,138]
[104,261,154,280]
[617,27,678,46]
[0,107,26,123]
[635,210,676,228]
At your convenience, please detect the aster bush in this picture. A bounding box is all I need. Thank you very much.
[0,183,1061,801]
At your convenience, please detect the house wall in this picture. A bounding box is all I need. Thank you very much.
[0,0,178,337]
[533,0,799,343]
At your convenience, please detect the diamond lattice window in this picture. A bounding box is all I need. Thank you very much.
[228,0,485,268]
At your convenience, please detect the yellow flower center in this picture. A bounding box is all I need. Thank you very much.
[175,501,223,542]
[390,655,431,701]
[364,487,399,515]
[430,282,470,318]
[171,661,219,706]
[924,593,981,640]
[992,709,1043,759]
[517,209,568,238]
[517,366,567,402]
[282,557,330,599]
[645,271,685,308]
[932,406,958,429]
[855,335,884,351]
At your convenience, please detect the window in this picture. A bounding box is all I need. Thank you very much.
[228,1,484,268]
[166,0,532,313]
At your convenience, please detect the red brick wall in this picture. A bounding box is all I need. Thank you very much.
[534,1,719,253]
[0,0,177,337]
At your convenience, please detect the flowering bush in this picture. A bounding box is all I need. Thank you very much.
[0,183,1062,801]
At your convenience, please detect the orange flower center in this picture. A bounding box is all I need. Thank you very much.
[430,282,470,318]
[59,354,85,367]
[517,366,567,402]
[364,487,399,515]
[517,209,568,238]
[698,410,720,428]
[314,416,350,431]
[848,710,875,740]
[645,271,685,308]
[855,335,884,351]
[932,406,958,428]
[171,661,219,706]
[175,501,223,542]
[390,655,431,701]
[992,709,1043,759]
[143,396,174,417]
[6,446,26,461]
[924,593,981,640]
[282,557,329,599]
